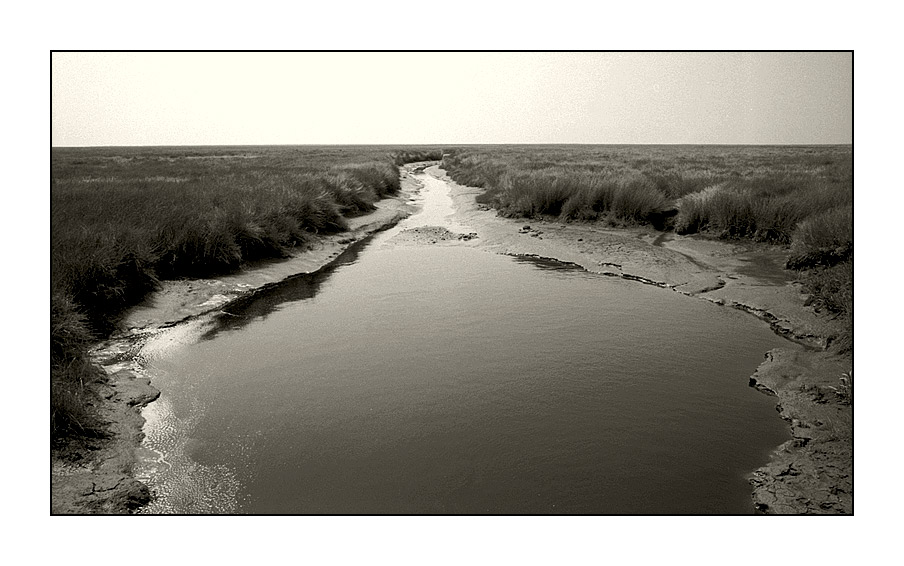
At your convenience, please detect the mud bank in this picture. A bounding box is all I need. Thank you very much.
[748,350,852,513]
[50,163,428,514]
[429,166,852,514]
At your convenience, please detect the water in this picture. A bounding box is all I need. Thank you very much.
[136,172,793,514]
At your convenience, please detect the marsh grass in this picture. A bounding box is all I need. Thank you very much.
[392,149,444,166]
[51,145,443,440]
[444,145,851,244]
[787,206,854,268]
[51,294,106,439]
[674,175,852,245]
[798,259,853,351]
[444,145,853,351]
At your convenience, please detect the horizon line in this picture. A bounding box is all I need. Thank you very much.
[51,141,854,149]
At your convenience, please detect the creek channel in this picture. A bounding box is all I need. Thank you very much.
[134,172,796,514]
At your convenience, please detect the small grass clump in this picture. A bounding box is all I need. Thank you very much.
[51,294,106,440]
[800,260,853,316]
[786,206,853,269]
[798,260,853,354]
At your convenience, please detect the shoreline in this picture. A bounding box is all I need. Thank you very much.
[50,163,426,514]
[51,163,851,514]
[432,166,852,514]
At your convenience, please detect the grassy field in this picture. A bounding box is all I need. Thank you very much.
[442,144,853,349]
[51,145,443,438]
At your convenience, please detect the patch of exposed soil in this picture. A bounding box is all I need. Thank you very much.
[51,366,160,514]
[747,349,852,513]
[388,225,478,246]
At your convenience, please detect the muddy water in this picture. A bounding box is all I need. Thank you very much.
[136,173,795,514]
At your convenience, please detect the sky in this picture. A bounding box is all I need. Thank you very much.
[51,52,852,146]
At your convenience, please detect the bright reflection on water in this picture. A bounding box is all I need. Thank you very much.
[139,241,793,514]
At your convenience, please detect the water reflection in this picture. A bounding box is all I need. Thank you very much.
[203,244,599,342]
[199,237,371,341]
[509,254,592,275]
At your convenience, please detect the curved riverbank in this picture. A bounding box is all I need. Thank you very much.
[430,166,852,514]
[50,163,428,514]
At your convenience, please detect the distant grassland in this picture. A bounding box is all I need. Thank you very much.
[443,144,853,348]
[51,145,442,438]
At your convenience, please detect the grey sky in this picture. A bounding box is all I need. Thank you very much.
[52,52,852,146]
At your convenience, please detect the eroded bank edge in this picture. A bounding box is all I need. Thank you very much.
[498,249,849,514]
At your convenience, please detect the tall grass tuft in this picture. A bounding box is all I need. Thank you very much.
[611,177,671,224]
[787,206,853,269]
[799,260,853,353]
[51,294,106,439]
